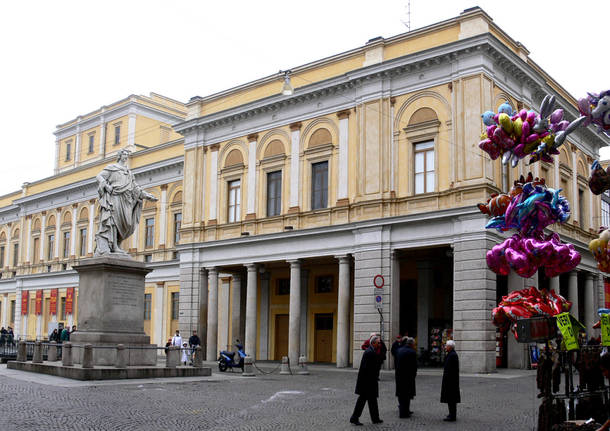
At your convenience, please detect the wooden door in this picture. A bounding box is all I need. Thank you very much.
[314,313,333,363]
[274,314,289,360]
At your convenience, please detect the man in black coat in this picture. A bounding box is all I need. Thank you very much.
[395,337,417,418]
[350,336,383,426]
[440,340,460,421]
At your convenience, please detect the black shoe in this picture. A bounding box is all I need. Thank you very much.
[399,414,411,418]
[443,416,456,422]
[372,419,383,424]
[408,411,414,415]
[349,418,363,426]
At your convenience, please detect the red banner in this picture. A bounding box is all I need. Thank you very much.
[21,291,28,315]
[35,290,42,315]
[50,289,57,315]
[66,287,74,314]
[605,278,610,308]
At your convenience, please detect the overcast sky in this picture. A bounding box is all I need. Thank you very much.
[0,0,607,196]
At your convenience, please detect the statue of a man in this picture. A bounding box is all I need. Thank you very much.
[94,149,157,256]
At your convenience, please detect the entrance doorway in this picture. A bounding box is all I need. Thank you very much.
[314,313,333,363]
[274,314,289,360]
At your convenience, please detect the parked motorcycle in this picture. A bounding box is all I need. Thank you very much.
[218,343,246,372]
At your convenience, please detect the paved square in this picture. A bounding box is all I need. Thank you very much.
[0,364,538,430]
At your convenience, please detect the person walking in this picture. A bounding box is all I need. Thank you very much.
[350,335,384,426]
[188,330,200,364]
[395,337,417,418]
[440,340,460,422]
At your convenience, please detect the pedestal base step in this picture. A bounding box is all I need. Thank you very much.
[7,361,211,381]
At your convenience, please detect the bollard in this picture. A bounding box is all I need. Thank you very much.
[279,355,290,375]
[297,355,309,375]
[32,341,43,364]
[115,344,127,368]
[16,341,26,362]
[166,346,179,368]
[82,344,93,368]
[242,355,255,377]
[62,342,73,366]
[193,346,203,368]
[47,341,57,362]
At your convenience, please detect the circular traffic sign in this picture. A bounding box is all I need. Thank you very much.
[373,274,384,288]
[375,295,383,303]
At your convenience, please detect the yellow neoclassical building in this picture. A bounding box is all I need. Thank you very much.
[0,7,608,373]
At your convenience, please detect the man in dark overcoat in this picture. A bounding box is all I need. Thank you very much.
[440,340,460,421]
[395,337,417,418]
[350,336,384,426]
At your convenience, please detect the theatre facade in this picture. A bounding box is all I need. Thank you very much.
[0,7,607,373]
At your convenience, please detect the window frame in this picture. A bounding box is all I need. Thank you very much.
[114,124,121,146]
[79,228,87,257]
[144,293,152,320]
[62,231,70,258]
[65,142,72,161]
[413,140,435,195]
[47,234,55,261]
[311,161,329,210]
[145,217,155,249]
[173,212,182,245]
[227,179,241,223]
[266,170,282,217]
[88,133,95,154]
[171,292,179,320]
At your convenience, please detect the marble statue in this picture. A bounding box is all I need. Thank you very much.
[94,149,157,256]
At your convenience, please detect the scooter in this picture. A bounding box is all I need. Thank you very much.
[218,343,246,372]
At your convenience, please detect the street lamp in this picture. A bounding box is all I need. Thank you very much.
[280,70,294,96]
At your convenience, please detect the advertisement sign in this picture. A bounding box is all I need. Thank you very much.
[50,289,57,315]
[605,278,610,308]
[556,312,579,351]
[35,290,42,315]
[602,314,610,347]
[65,287,74,314]
[21,291,28,315]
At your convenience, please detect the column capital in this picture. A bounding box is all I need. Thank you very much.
[287,259,301,267]
[89,199,96,205]
[289,122,302,131]
[247,133,258,142]
[232,273,241,282]
[160,184,168,191]
[72,203,78,209]
[209,143,220,152]
[335,254,351,263]
[155,281,165,288]
[245,263,258,272]
[206,266,218,274]
[41,211,47,216]
[585,271,597,281]
[337,110,350,119]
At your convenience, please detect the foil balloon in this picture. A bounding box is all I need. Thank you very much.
[588,160,610,195]
[578,90,610,138]
[491,286,571,339]
[478,96,585,167]
[589,228,610,273]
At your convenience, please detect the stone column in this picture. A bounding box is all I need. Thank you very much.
[54,138,60,174]
[288,259,301,366]
[14,282,22,338]
[289,123,301,211]
[36,314,42,340]
[572,147,579,226]
[453,236,497,373]
[300,269,309,358]
[549,276,560,292]
[158,185,168,247]
[231,273,243,345]
[336,255,351,368]
[70,205,77,257]
[54,211,61,258]
[569,271,579,320]
[337,112,349,203]
[74,125,81,166]
[259,271,270,360]
[246,135,258,218]
[88,201,95,255]
[1,294,8,328]
[218,277,230,352]
[98,116,106,155]
[245,264,258,359]
[507,271,525,369]
[154,282,165,348]
[584,272,595,336]
[40,213,46,262]
[208,145,219,222]
[127,112,136,148]
[416,261,434,350]
[206,267,219,361]
[25,217,32,263]
[198,268,208,354]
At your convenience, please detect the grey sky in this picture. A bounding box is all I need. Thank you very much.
[0,0,607,196]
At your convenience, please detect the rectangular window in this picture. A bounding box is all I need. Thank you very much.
[311,161,328,210]
[33,238,40,263]
[47,234,55,261]
[276,278,290,296]
[145,218,155,248]
[603,199,610,228]
[173,213,182,245]
[0,246,4,267]
[13,243,18,267]
[579,189,585,228]
[227,180,241,223]
[414,141,435,194]
[171,292,179,320]
[114,125,121,145]
[267,171,282,217]
[143,293,152,320]
[88,134,95,154]
[65,142,71,161]
[79,228,87,257]
[144,254,152,263]
[60,297,66,320]
[315,275,333,293]
[62,231,70,258]
[10,300,15,324]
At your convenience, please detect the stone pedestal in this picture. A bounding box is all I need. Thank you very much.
[71,255,156,366]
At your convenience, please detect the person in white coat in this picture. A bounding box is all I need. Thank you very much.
[171,330,182,348]
[181,343,189,365]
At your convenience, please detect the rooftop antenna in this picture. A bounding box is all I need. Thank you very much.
[401,0,411,31]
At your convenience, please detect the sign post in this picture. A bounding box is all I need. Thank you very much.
[373,275,384,339]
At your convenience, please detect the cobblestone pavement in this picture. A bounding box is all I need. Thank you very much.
[0,363,540,431]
